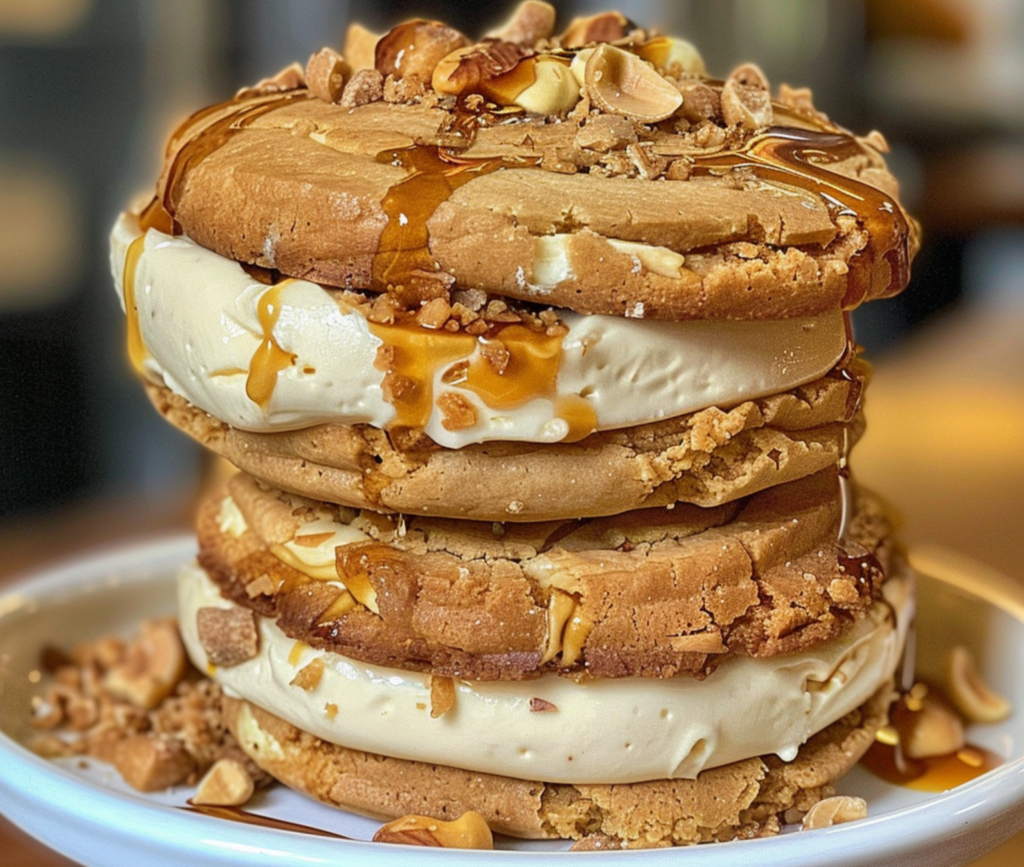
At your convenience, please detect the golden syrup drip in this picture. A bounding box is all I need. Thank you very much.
[860,740,1002,792]
[245,280,298,411]
[555,395,599,443]
[372,146,507,302]
[368,317,595,440]
[691,126,912,305]
[827,312,866,423]
[137,195,176,235]
[161,91,309,221]
[122,234,150,374]
[182,804,351,839]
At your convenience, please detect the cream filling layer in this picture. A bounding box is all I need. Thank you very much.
[178,562,912,785]
[111,213,849,449]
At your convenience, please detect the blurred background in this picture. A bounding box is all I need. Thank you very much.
[0,0,1022,523]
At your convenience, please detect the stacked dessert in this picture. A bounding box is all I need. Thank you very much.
[111,3,919,848]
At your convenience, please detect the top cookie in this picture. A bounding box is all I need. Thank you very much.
[142,4,918,321]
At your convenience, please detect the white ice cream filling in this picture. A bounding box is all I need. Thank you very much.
[178,562,912,785]
[111,213,850,449]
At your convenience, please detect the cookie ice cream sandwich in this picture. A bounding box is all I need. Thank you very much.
[111,2,919,848]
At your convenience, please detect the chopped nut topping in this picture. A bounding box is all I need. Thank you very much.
[373,811,493,849]
[636,36,706,78]
[415,296,452,329]
[340,68,384,107]
[114,733,196,792]
[560,12,630,48]
[721,63,773,131]
[235,62,306,100]
[429,675,456,718]
[438,392,477,432]
[574,114,637,152]
[478,338,511,374]
[290,658,326,692]
[375,20,468,84]
[530,697,557,712]
[431,42,533,97]
[196,606,259,668]
[802,796,867,830]
[192,758,256,807]
[103,618,187,710]
[305,47,347,104]
[343,22,381,72]
[584,44,682,123]
[485,1,557,45]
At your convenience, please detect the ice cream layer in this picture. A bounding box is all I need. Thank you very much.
[178,562,912,785]
[112,213,849,449]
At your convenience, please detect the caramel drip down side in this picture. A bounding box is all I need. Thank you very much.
[158,91,310,228]
[691,126,913,305]
[122,234,149,374]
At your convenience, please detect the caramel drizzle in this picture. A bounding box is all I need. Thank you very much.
[182,804,351,839]
[691,126,912,306]
[246,281,298,412]
[122,234,150,374]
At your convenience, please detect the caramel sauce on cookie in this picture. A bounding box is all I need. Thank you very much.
[691,126,912,306]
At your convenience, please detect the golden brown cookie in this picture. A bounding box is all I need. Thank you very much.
[222,684,891,847]
[151,54,917,319]
[196,469,893,680]
[148,357,866,522]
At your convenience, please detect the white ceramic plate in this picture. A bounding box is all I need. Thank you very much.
[1,536,1024,867]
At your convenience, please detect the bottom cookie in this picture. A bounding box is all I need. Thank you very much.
[223,685,892,848]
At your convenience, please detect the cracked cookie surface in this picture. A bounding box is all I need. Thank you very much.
[148,358,866,522]
[197,469,893,681]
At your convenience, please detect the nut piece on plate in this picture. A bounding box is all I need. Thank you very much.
[114,733,196,792]
[192,758,257,807]
[901,696,966,760]
[802,796,868,830]
[374,20,468,84]
[947,644,1012,723]
[102,618,187,710]
[484,1,557,44]
[584,44,683,123]
[196,606,259,668]
[373,811,494,849]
